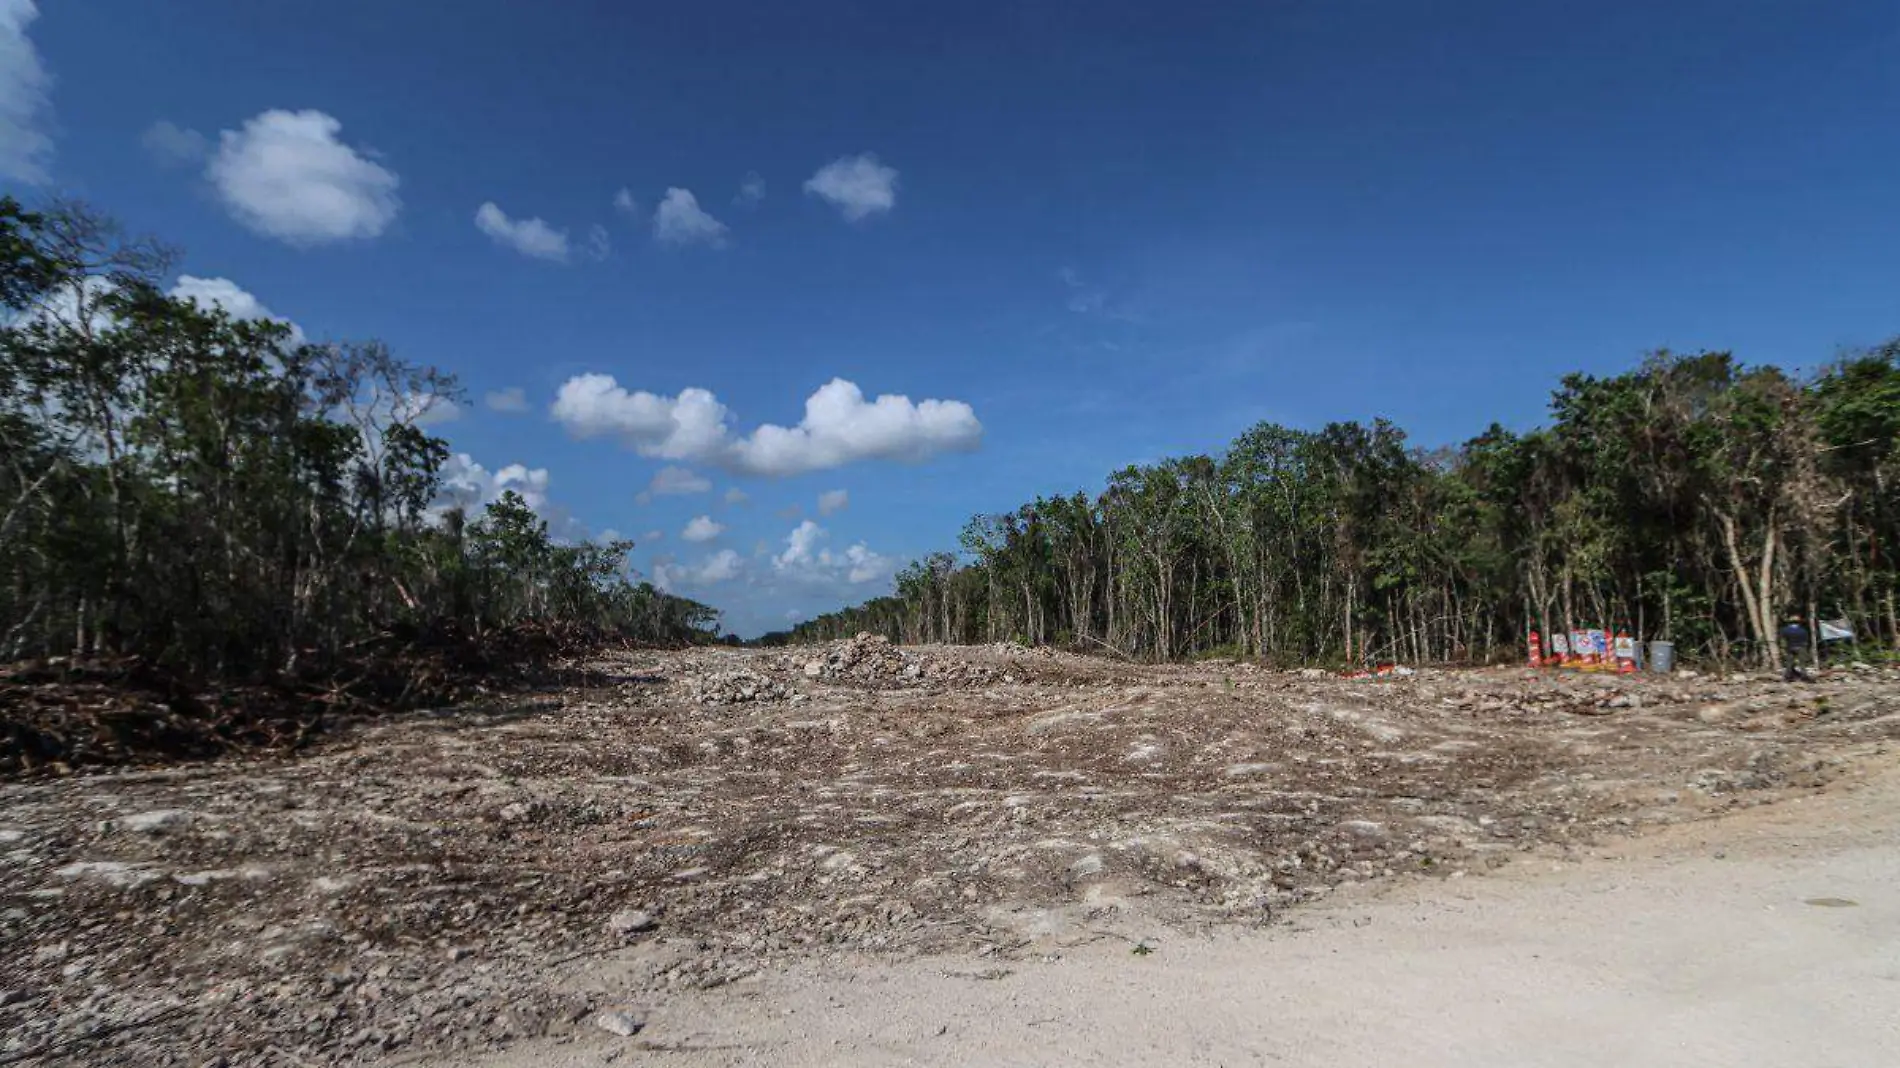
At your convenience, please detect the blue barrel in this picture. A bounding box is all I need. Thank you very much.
[1647,640,1675,673]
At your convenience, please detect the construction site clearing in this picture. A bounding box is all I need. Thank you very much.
[2,635,1897,1065]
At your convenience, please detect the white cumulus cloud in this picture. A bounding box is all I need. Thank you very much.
[653,187,728,247]
[0,0,52,185]
[840,544,895,584]
[551,375,734,459]
[681,515,725,543]
[729,379,982,476]
[612,187,638,218]
[550,375,981,477]
[724,487,749,505]
[484,387,529,413]
[208,109,400,245]
[772,520,893,586]
[426,454,595,546]
[168,275,304,344]
[142,120,206,168]
[697,550,744,582]
[776,519,825,568]
[475,201,570,262]
[803,153,898,221]
[735,171,765,206]
[434,454,551,516]
[656,549,743,590]
[817,489,849,516]
[648,465,711,496]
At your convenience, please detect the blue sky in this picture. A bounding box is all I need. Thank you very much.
[5,0,1898,636]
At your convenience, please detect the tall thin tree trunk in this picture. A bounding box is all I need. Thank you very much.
[1719,510,1776,668]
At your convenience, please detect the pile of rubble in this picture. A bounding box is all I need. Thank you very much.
[787,633,1004,689]
[683,668,793,705]
[794,632,910,685]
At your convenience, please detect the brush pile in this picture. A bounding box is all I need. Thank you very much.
[0,620,605,776]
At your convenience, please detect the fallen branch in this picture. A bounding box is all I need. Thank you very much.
[1076,634,1136,662]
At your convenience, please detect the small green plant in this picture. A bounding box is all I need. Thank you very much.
[1131,941,1154,956]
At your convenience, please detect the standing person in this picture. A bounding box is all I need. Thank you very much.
[1777,616,1811,682]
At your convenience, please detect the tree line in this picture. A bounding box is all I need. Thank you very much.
[1,197,720,687]
[768,345,1900,670]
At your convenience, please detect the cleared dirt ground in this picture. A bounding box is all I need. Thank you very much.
[442,755,1900,1068]
[3,637,1897,1065]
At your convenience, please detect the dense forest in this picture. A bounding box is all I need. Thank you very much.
[0,197,720,690]
[770,343,1900,670]
[8,194,1897,690]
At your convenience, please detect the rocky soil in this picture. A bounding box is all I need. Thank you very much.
[2,638,1897,1065]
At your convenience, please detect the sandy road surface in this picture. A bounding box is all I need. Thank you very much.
[444,759,1900,1068]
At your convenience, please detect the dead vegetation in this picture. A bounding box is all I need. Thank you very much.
[2,639,1897,1065]
[0,622,627,777]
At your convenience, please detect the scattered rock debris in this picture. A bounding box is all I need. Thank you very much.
[1,644,1895,1064]
[778,633,1005,690]
[605,910,657,937]
[592,1008,646,1037]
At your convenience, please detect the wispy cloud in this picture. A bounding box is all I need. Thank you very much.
[648,465,712,496]
[475,201,570,262]
[485,387,530,413]
[1057,265,1111,315]
[735,171,765,206]
[0,0,53,184]
[142,120,206,169]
